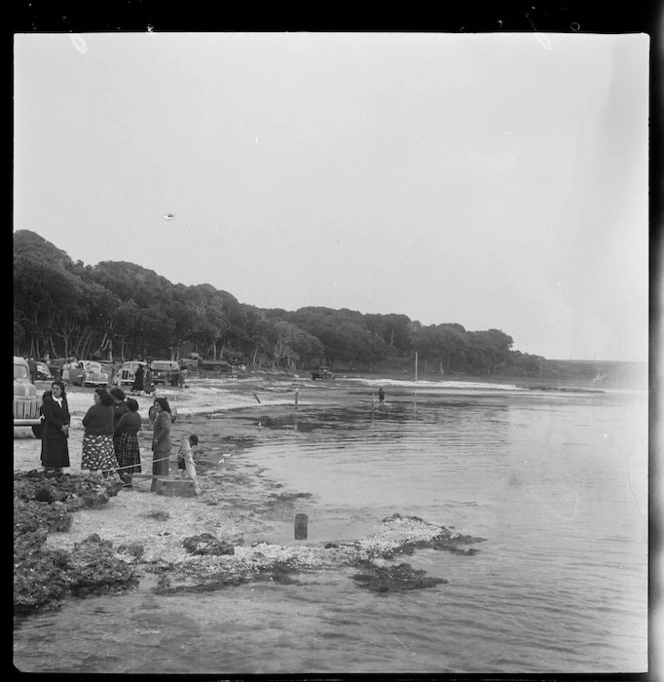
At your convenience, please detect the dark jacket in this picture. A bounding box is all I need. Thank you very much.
[152,410,172,452]
[82,403,114,436]
[115,410,142,436]
[113,401,129,430]
[41,393,70,441]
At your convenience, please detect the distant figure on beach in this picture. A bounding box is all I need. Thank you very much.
[177,434,201,495]
[109,363,121,388]
[144,366,154,394]
[110,387,128,473]
[40,379,70,476]
[378,387,385,404]
[81,388,117,479]
[28,357,38,384]
[178,367,187,389]
[132,364,145,394]
[114,397,142,488]
[110,387,128,429]
[151,397,173,477]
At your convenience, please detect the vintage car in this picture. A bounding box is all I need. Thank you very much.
[45,358,67,381]
[35,361,53,381]
[65,361,109,387]
[14,356,42,437]
[311,367,335,380]
[150,360,181,386]
[119,361,148,386]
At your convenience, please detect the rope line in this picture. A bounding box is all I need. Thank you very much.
[90,453,185,475]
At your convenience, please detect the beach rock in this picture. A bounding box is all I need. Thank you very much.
[117,543,145,559]
[14,498,73,536]
[182,533,235,556]
[351,561,448,593]
[14,470,124,512]
[66,535,138,597]
[13,473,138,614]
[14,532,138,614]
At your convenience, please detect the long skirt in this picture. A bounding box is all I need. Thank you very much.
[152,446,171,476]
[41,438,70,469]
[114,432,142,474]
[82,434,117,473]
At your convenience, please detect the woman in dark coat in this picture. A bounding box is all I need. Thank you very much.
[114,397,142,487]
[132,364,145,394]
[151,397,173,476]
[40,379,70,474]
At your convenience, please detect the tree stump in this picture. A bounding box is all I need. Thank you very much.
[294,513,308,540]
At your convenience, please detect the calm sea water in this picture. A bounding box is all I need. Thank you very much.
[13,384,648,674]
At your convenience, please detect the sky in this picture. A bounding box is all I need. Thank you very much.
[13,32,650,361]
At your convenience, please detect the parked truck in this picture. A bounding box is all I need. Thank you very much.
[179,353,230,372]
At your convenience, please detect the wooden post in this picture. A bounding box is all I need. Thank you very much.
[294,513,308,540]
[295,388,299,409]
[415,351,418,381]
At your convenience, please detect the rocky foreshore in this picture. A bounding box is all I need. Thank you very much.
[14,377,489,616]
[14,468,486,614]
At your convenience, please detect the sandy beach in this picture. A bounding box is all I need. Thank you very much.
[14,373,357,563]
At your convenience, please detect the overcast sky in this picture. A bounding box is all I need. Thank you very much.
[14,32,649,361]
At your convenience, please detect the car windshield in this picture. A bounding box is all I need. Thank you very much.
[14,364,29,379]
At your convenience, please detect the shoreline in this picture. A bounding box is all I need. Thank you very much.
[15,376,489,613]
[14,371,636,614]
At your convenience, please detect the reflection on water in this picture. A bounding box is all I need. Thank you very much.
[14,387,648,674]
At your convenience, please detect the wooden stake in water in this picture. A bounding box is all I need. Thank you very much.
[294,513,308,540]
[295,388,299,409]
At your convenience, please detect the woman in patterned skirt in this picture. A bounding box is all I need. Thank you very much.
[81,388,117,478]
[114,397,142,487]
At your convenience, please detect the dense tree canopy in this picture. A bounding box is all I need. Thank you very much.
[13,230,545,375]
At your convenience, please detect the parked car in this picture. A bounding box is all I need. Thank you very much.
[35,361,53,381]
[46,358,67,381]
[150,360,181,387]
[14,356,42,438]
[119,361,148,386]
[311,368,335,380]
[65,361,109,387]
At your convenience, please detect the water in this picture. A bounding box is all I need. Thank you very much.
[14,386,648,674]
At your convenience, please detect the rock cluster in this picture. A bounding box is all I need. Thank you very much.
[14,471,138,614]
[352,561,448,592]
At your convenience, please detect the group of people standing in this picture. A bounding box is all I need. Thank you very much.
[38,380,200,494]
[130,364,188,394]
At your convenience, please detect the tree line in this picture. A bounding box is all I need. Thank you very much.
[13,230,545,376]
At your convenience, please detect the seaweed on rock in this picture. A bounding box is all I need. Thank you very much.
[14,471,138,614]
[352,561,448,593]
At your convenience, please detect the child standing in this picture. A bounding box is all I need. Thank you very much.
[177,434,201,495]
